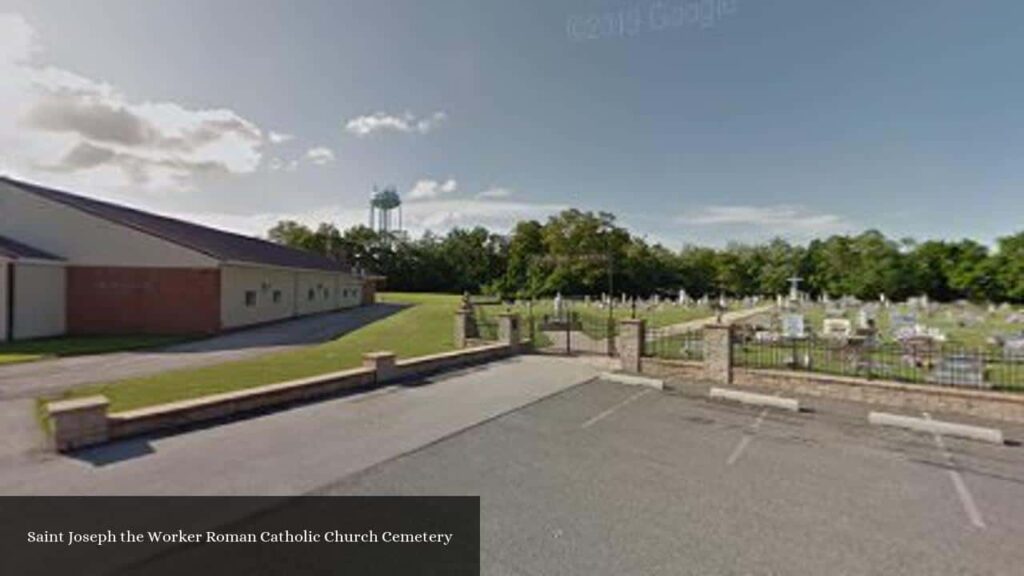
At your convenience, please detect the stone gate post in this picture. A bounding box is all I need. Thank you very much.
[454,310,471,349]
[704,324,734,384]
[618,318,646,373]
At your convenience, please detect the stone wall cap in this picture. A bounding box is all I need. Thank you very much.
[47,396,109,414]
[363,351,397,359]
[739,367,1024,405]
[619,318,646,324]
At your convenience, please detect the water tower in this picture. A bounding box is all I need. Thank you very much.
[369,185,402,233]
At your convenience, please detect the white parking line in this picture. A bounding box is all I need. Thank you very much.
[924,412,986,529]
[581,389,652,429]
[726,408,768,466]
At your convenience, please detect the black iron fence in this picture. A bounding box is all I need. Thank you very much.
[471,303,501,342]
[733,337,1024,391]
[644,328,704,361]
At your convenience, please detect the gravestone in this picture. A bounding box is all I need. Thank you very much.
[823,318,852,339]
[782,314,806,339]
[1004,336,1024,360]
[929,355,987,389]
[890,312,918,340]
[857,308,876,330]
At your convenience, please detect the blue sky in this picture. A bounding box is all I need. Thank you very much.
[1,0,1022,246]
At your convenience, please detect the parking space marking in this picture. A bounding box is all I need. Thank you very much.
[581,389,652,429]
[726,408,768,466]
[924,412,986,529]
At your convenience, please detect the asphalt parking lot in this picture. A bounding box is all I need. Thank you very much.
[324,377,1024,575]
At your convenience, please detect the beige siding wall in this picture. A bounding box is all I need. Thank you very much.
[295,271,341,316]
[338,279,362,309]
[0,262,8,342]
[0,181,217,268]
[220,265,298,329]
[221,264,365,329]
[13,262,66,340]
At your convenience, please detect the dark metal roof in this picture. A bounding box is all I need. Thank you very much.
[1,177,348,272]
[0,234,63,261]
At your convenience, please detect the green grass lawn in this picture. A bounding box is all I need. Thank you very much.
[0,335,186,366]
[55,293,460,413]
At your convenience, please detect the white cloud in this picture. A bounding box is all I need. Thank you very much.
[677,205,851,237]
[344,111,447,136]
[408,178,458,201]
[476,187,513,200]
[267,157,298,172]
[0,12,270,192]
[267,131,293,144]
[305,146,335,165]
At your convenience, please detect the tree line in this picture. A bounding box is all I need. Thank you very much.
[267,209,1024,303]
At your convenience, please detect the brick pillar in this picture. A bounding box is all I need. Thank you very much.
[363,351,398,383]
[454,311,472,349]
[47,396,110,452]
[498,313,521,351]
[618,319,646,373]
[704,324,734,384]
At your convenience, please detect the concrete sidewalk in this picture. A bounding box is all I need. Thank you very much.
[0,355,600,495]
[0,303,404,400]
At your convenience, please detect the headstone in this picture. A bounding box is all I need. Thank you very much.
[929,355,986,389]
[857,308,876,330]
[678,289,688,306]
[1005,337,1024,360]
[890,312,918,341]
[822,318,852,339]
[553,292,564,319]
[782,314,806,339]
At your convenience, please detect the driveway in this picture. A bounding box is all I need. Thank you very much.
[0,303,404,400]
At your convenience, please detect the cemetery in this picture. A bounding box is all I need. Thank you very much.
[465,289,1024,391]
[730,288,1024,391]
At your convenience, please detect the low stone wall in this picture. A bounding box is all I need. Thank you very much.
[49,342,521,452]
[732,368,1024,423]
[395,343,515,381]
[108,367,376,440]
[641,358,705,381]
[640,356,1024,423]
[628,321,1024,424]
